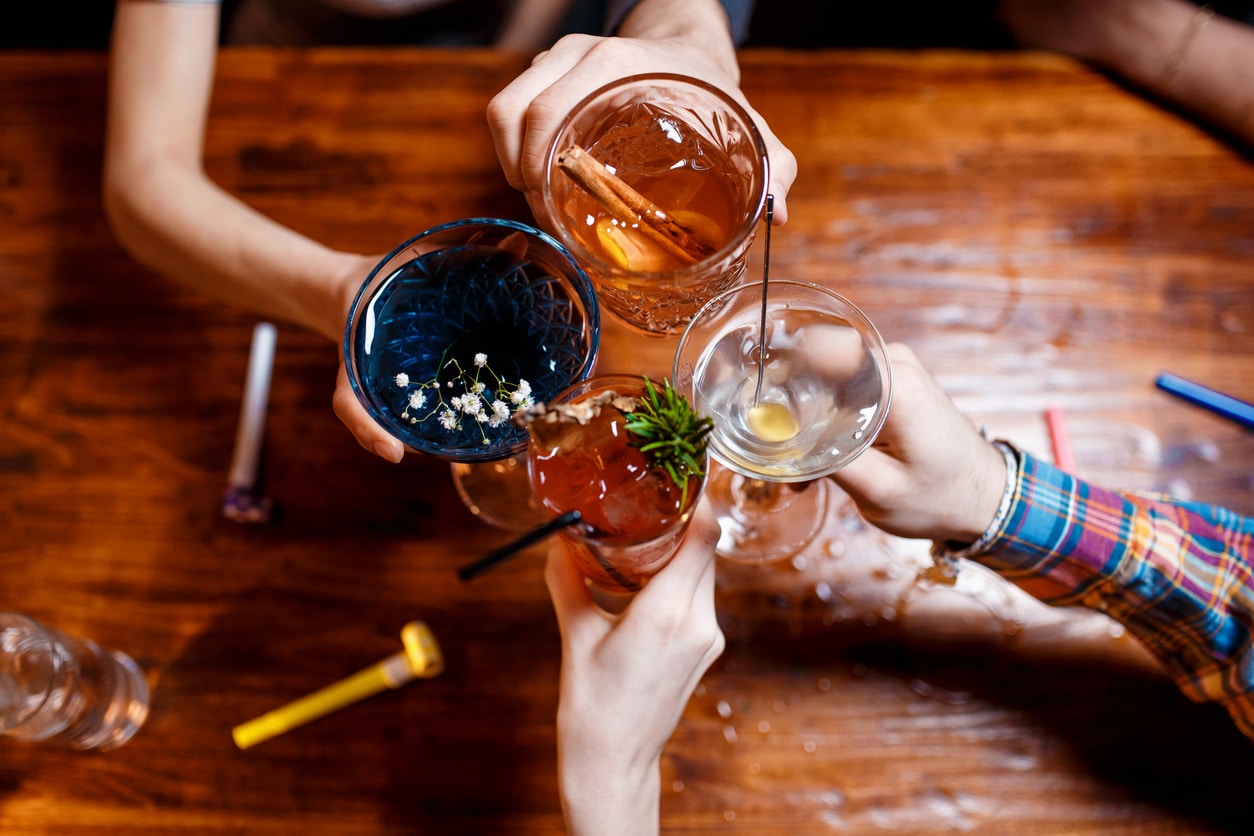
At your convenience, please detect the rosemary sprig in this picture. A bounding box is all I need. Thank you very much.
[623,377,714,509]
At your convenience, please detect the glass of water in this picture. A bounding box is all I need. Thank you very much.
[1,612,149,752]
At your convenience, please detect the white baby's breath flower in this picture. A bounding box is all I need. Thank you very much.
[388,352,533,440]
[488,400,510,428]
[509,379,533,404]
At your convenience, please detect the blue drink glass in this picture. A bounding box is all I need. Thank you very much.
[345,219,600,527]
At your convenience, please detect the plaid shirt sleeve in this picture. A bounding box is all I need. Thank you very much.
[971,446,1254,741]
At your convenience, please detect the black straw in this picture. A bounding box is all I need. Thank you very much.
[457,510,583,581]
[753,194,775,405]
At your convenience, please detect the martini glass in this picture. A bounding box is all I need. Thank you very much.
[344,218,600,530]
[673,280,893,563]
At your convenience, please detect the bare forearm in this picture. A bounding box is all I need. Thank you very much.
[103,159,362,343]
[616,0,740,82]
[104,0,367,342]
[1031,0,1254,146]
[559,753,661,836]
[1112,3,1254,145]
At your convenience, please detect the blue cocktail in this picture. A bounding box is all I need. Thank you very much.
[345,219,600,527]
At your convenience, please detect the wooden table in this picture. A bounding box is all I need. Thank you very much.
[3,47,1253,834]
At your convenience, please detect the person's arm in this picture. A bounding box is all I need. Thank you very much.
[604,0,755,45]
[830,343,1254,740]
[998,0,1254,146]
[547,500,724,836]
[103,0,402,462]
[486,0,796,229]
[963,449,1254,739]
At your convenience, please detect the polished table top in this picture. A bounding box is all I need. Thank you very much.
[2,47,1253,834]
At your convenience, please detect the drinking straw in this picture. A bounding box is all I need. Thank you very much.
[232,621,443,750]
[1045,406,1076,473]
[457,510,583,581]
[222,322,278,523]
[1155,372,1254,430]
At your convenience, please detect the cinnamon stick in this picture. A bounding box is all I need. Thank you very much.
[555,145,716,266]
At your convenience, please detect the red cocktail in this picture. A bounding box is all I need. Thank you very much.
[519,375,712,592]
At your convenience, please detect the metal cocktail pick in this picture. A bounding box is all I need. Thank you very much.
[753,195,775,405]
[745,195,800,444]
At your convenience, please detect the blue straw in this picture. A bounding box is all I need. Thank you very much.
[1155,372,1254,430]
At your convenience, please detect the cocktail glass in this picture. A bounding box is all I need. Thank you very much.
[344,218,600,530]
[522,375,708,596]
[541,73,769,335]
[673,280,893,563]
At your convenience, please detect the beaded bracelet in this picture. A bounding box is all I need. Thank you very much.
[928,440,1020,565]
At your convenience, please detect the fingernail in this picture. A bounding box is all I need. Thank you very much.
[373,441,402,463]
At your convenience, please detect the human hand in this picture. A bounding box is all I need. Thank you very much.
[487,2,797,230]
[547,499,723,836]
[329,253,406,464]
[828,343,1007,545]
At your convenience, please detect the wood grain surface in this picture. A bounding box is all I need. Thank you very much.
[2,47,1253,834]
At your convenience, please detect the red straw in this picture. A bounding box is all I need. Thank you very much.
[1045,406,1076,473]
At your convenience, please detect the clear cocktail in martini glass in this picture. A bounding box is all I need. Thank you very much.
[673,279,893,562]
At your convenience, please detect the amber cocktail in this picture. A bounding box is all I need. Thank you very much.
[541,74,768,335]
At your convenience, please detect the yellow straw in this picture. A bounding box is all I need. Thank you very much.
[232,621,443,750]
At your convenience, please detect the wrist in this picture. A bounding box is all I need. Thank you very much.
[935,441,1019,556]
[316,250,377,344]
[559,753,661,836]
[617,0,739,80]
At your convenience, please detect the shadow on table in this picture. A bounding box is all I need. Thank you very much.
[711,594,1254,833]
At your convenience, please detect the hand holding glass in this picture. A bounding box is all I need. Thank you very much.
[522,375,709,594]
[541,73,768,335]
[343,218,600,530]
[673,280,893,562]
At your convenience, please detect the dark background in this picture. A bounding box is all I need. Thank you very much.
[1,1,1019,51]
[3,2,1248,52]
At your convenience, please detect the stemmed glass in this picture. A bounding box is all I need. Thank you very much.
[672,280,893,563]
[344,218,600,530]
